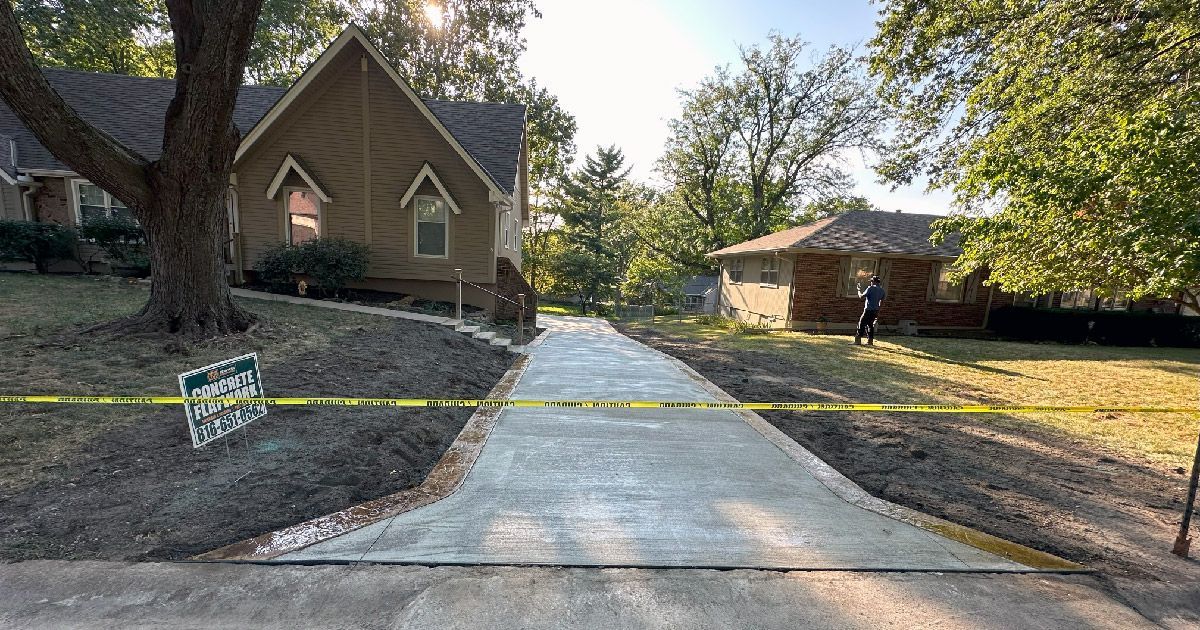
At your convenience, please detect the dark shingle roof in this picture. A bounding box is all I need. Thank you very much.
[423,99,525,195]
[0,134,15,181]
[709,211,962,258]
[0,68,526,195]
[0,68,285,172]
[682,275,718,295]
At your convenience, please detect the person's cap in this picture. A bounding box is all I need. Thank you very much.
[870,275,881,283]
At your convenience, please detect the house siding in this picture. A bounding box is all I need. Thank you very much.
[716,255,793,328]
[0,181,22,219]
[788,252,1002,330]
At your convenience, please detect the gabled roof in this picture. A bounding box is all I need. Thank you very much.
[0,68,284,173]
[0,27,527,198]
[708,211,963,258]
[682,275,718,295]
[266,154,332,203]
[235,25,524,199]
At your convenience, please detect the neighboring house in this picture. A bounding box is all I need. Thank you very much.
[708,211,1007,332]
[0,25,534,318]
[680,275,718,314]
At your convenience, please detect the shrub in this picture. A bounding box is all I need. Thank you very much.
[253,242,300,289]
[695,313,771,334]
[80,215,149,275]
[0,219,77,273]
[253,238,370,296]
[297,238,369,296]
[989,306,1200,348]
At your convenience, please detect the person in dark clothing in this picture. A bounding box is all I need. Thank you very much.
[855,275,885,345]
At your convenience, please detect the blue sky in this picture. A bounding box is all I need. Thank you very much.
[519,0,956,215]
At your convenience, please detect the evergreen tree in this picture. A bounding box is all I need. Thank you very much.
[557,146,632,315]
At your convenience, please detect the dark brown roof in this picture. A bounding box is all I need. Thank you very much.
[0,68,526,195]
[708,211,962,258]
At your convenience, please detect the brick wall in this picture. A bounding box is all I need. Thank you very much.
[789,252,1006,329]
[495,256,537,328]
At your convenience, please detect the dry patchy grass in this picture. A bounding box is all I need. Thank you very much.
[631,318,1200,468]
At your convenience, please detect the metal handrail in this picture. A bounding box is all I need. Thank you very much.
[449,274,520,307]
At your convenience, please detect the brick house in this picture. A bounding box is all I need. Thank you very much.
[707,211,1010,332]
[0,25,535,319]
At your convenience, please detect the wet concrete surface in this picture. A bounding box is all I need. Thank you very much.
[282,316,1026,570]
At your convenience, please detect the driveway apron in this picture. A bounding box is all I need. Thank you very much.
[282,316,1026,570]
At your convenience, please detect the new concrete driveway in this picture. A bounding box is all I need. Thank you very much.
[284,316,1025,570]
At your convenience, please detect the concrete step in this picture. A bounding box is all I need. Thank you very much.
[489,337,511,346]
[456,325,481,334]
[442,319,464,328]
[507,344,527,354]
[473,331,496,342]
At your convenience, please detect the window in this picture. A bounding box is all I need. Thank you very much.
[513,214,521,251]
[1060,288,1096,310]
[844,257,877,296]
[285,188,320,244]
[760,256,780,286]
[415,196,448,257]
[73,181,134,224]
[728,258,744,283]
[1100,291,1130,311]
[503,210,511,248]
[934,265,965,302]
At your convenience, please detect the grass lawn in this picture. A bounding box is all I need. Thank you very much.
[628,318,1199,469]
[0,272,512,560]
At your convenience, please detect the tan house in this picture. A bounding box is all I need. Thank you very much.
[0,25,533,316]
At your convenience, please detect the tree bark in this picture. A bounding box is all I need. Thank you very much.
[0,0,266,338]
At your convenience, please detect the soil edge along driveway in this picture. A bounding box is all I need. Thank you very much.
[283,316,1032,569]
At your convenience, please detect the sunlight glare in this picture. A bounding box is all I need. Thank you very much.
[423,2,444,29]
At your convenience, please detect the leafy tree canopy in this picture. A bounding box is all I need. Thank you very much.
[871,0,1200,308]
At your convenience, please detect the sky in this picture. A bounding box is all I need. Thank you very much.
[518,0,956,215]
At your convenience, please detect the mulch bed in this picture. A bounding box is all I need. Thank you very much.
[0,319,513,561]
[618,324,1200,622]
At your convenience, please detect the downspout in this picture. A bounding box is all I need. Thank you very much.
[17,175,41,221]
[784,253,797,330]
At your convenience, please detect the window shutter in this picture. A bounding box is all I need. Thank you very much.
[877,259,893,291]
[837,256,851,297]
[964,271,980,304]
[927,261,942,302]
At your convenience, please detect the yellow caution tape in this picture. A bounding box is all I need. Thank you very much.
[0,395,1196,413]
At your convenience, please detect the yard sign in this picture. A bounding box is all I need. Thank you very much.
[178,353,267,448]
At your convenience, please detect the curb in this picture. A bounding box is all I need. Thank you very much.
[628,328,1088,573]
[194,349,539,561]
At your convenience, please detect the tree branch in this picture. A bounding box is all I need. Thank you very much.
[0,1,151,209]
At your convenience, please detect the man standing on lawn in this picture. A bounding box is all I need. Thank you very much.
[855,275,885,346]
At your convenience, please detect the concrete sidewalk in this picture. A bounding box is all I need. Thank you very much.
[0,561,1156,630]
[282,316,1026,570]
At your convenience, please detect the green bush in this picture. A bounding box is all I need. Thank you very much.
[695,313,770,334]
[990,306,1200,348]
[0,219,77,273]
[297,237,369,296]
[254,238,370,296]
[253,242,301,289]
[80,215,149,275]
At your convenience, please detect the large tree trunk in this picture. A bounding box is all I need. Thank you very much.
[0,0,264,338]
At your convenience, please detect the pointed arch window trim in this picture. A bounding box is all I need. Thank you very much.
[400,162,461,214]
[266,154,332,203]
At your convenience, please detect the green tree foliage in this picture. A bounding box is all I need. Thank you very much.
[655,34,884,267]
[16,0,349,84]
[555,146,632,314]
[15,0,173,76]
[871,0,1200,309]
[246,0,349,86]
[0,219,76,274]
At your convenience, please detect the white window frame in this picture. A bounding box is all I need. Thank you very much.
[513,214,521,252]
[503,209,511,249]
[933,265,966,303]
[71,179,133,225]
[728,258,744,284]
[283,186,322,245]
[759,256,780,287]
[414,195,450,259]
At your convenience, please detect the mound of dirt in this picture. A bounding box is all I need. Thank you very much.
[1,318,512,561]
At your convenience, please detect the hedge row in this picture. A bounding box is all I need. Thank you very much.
[989,306,1200,348]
